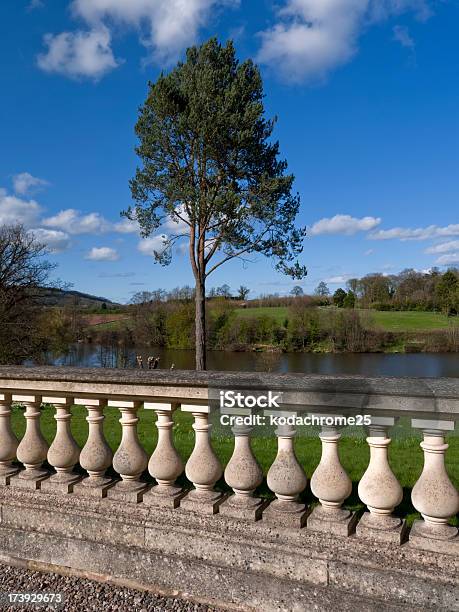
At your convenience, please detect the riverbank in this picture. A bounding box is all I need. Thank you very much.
[84,306,459,354]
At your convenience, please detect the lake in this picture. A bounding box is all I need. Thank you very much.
[46,343,459,377]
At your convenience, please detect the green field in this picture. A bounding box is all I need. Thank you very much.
[234,306,458,332]
[87,307,458,334]
[10,405,459,526]
[234,306,289,323]
[367,310,459,331]
[88,320,128,331]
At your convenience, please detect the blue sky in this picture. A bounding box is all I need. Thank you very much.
[0,0,458,303]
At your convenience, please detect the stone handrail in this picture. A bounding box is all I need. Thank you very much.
[0,366,458,554]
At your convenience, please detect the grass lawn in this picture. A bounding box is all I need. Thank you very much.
[10,405,459,526]
[86,306,458,335]
[87,320,129,331]
[234,305,459,332]
[364,309,459,332]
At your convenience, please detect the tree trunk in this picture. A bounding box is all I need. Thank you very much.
[195,277,206,370]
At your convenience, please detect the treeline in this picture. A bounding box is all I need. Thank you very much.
[129,267,459,316]
[343,268,458,314]
[111,296,458,354]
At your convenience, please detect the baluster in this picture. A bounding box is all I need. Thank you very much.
[357,417,405,543]
[180,404,224,514]
[73,399,113,498]
[264,411,308,528]
[410,419,459,554]
[143,402,184,508]
[0,393,19,485]
[41,397,81,494]
[307,415,355,536]
[107,400,148,502]
[12,395,49,489]
[220,411,264,521]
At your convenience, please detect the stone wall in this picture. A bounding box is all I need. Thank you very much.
[0,366,457,610]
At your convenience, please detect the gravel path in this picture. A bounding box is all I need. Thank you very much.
[0,564,223,612]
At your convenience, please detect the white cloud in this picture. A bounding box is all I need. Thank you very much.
[364,248,374,255]
[43,208,144,235]
[29,228,71,253]
[257,0,434,82]
[85,246,119,261]
[37,0,238,79]
[435,253,459,266]
[393,24,415,48]
[425,240,459,254]
[310,214,381,236]
[42,208,112,234]
[37,26,119,80]
[0,188,42,227]
[325,275,350,284]
[138,234,168,257]
[163,205,190,235]
[112,218,140,234]
[370,224,459,241]
[13,172,49,196]
[73,0,238,63]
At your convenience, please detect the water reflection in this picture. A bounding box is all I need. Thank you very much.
[42,343,459,378]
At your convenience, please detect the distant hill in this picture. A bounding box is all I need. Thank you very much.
[37,288,118,308]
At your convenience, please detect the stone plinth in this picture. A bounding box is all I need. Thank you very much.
[306,505,358,536]
[356,512,407,544]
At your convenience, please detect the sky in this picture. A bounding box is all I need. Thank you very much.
[0,0,458,303]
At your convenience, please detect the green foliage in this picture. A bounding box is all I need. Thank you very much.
[287,301,323,350]
[38,308,81,355]
[347,267,459,313]
[436,269,459,315]
[126,37,306,277]
[343,290,356,308]
[333,288,347,308]
[125,37,307,368]
[165,303,195,349]
[211,312,281,348]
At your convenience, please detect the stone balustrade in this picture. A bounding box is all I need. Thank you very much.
[0,366,457,558]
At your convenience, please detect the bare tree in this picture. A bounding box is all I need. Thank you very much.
[237,285,250,300]
[0,224,56,364]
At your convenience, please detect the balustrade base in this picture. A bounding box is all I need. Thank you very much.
[10,471,49,491]
[0,483,458,611]
[106,480,150,503]
[73,477,115,499]
[40,474,82,495]
[180,489,227,515]
[409,520,459,556]
[306,505,358,537]
[356,512,407,545]
[143,485,186,509]
[262,499,309,528]
[0,468,19,486]
[219,494,266,521]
